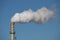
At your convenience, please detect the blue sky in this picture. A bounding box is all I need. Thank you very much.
[0,0,60,40]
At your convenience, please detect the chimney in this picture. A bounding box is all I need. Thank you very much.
[10,22,15,40]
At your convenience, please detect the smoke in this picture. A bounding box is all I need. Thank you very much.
[11,7,54,24]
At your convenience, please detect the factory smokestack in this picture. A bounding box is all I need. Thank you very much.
[10,22,15,40]
[11,7,54,23]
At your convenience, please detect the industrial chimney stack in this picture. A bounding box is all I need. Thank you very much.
[10,22,15,40]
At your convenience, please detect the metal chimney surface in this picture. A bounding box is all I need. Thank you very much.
[10,22,15,40]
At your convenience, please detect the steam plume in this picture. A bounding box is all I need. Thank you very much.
[11,7,54,24]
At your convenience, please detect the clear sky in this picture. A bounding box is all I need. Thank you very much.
[0,0,60,40]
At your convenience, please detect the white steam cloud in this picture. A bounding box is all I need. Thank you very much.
[11,7,54,24]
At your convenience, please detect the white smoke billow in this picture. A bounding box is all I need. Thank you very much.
[11,7,54,24]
